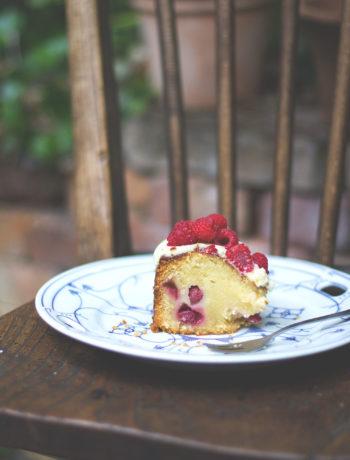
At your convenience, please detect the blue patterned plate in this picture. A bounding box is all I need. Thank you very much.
[35,254,350,365]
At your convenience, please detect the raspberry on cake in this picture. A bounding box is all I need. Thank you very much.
[151,214,271,336]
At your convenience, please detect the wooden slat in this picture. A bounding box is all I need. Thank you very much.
[66,0,130,263]
[271,0,299,256]
[317,0,350,267]
[216,0,236,229]
[155,0,189,225]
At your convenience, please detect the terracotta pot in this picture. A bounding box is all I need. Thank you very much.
[0,165,70,206]
[132,0,273,109]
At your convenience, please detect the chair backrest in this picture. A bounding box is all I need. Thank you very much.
[65,0,350,267]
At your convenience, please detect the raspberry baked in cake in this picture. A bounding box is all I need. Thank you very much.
[151,214,271,335]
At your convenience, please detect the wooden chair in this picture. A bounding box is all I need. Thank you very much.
[1,0,350,458]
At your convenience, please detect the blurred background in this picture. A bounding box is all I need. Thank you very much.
[2,0,350,314]
[1,0,350,458]
[2,0,350,312]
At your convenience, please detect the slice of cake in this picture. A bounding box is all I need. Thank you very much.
[151,214,271,335]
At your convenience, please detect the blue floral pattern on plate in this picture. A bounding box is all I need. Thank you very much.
[35,254,350,365]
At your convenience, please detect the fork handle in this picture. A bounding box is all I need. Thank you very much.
[270,308,350,339]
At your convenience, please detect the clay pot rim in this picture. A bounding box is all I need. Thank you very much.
[131,0,274,17]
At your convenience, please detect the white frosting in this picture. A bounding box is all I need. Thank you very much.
[153,239,270,289]
[246,266,269,287]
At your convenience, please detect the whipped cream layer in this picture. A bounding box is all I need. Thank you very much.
[153,239,270,289]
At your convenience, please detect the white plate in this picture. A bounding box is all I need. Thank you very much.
[35,254,350,366]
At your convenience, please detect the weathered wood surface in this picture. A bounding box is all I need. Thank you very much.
[217,0,237,230]
[156,0,189,225]
[271,0,299,257]
[66,0,130,263]
[1,302,350,459]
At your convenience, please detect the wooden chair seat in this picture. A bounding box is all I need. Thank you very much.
[2,0,350,458]
[1,301,350,459]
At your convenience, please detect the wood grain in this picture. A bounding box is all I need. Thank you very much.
[271,0,299,256]
[156,0,189,225]
[216,0,237,229]
[66,0,130,263]
[1,302,350,459]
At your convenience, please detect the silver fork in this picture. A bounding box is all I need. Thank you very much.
[204,308,350,353]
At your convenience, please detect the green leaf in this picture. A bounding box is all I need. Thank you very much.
[2,80,24,102]
[26,35,67,70]
[0,9,25,47]
[0,9,24,35]
[30,134,55,162]
[26,0,62,8]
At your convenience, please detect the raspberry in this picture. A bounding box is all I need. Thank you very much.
[200,244,218,255]
[193,216,217,243]
[208,213,227,230]
[163,280,179,299]
[177,303,204,325]
[247,313,262,323]
[167,220,197,246]
[252,252,269,273]
[226,243,254,273]
[214,228,238,248]
[188,285,203,304]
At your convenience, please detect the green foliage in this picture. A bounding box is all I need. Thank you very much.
[0,0,154,168]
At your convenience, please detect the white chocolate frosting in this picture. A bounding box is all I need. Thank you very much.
[153,239,270,289]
